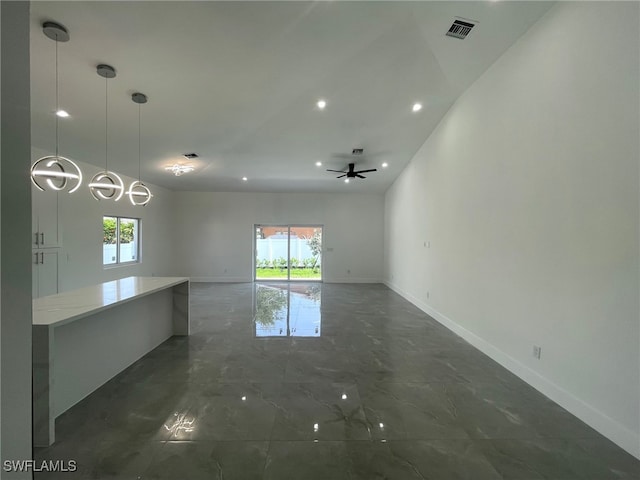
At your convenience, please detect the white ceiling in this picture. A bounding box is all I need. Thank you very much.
[30,1,553,193]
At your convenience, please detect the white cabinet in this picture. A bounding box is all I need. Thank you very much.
[32,186,60,248]
[33,250,59,298]
[32,185,61,297]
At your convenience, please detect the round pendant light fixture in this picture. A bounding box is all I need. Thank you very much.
[126,92,152,206]
[31,21,83,194]
[89,64,124,201]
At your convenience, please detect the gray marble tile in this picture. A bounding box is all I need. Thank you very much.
[386,439,503,479]
[34,436,162,479]
[162,382,280,441]
[270,383,370,441]
[265,440,432,480]
[53,380,187,442]
[359,382,472,440]
[220,349,289,383]
[478,438,640,479]
[264,441,354,480]
[142,441,269,480]
[439,383,544,440]
[284,349,361,383]
[113,353,229,385]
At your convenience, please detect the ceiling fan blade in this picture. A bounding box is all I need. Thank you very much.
[355,168,377,174]
[356,174,366,179]
[327,169,347,173]
[336,174,347,179]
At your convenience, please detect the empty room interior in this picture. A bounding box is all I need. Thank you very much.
[1,1,639,479]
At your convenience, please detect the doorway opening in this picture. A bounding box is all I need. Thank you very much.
[254,225,323,282]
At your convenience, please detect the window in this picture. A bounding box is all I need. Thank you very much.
[103,216,140,265]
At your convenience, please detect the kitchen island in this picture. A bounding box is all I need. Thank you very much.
[32,276,190,446]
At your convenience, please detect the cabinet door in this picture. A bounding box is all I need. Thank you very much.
[33,188,60,248]
[32,184,40,248]
[32,251,40,298]
[33,250,59,298]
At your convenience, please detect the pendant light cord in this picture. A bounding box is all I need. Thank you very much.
[55,33,59,157]
[105,75,108,172]
[138,103,142,182]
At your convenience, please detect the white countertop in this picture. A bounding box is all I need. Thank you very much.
[33,276,189,327]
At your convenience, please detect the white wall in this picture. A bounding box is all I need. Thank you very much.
[172,191,384,283]
[1,2,33,476]
[384,2,639,458]
[32,148,175,293]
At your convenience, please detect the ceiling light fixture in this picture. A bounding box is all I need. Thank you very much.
[31,22,83,194]
[165,164,195,176]
[317,99,327,110]
[344,178,349,184]
[126,92,152,206]
[56,109,70,118]
[315,161,322,167]
[88,64,124,201]
[412,103,423,112]
[242,177,248,182]
[382,162,388,168]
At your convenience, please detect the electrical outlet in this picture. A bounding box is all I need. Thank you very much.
[533,345,542,359]
[347,269,351,275]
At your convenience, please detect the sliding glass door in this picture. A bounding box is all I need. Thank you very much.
[255,225,322,281]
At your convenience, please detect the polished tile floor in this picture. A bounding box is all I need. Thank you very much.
[35,283,639,479]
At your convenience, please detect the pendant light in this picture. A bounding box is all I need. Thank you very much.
[126,92,152,206]
[31,21,83,194]
[88,64,124,201]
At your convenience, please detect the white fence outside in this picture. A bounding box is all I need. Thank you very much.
[103,243,136,264]
[256,238,320,265]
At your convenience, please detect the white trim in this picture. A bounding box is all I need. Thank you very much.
[190,276,251,283]
[384,279,640,460]
[326,277,381,284]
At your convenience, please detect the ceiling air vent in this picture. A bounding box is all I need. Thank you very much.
[446,18,476,40]
[352,148,364,155]
[183,153,198,159]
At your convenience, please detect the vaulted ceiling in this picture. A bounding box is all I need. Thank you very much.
[30,1,553,193]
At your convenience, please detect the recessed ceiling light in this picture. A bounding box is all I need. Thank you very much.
[56,109,70,118]
[315,161,322,167]
[382,162,388,168]
[242,177,248,181]
[344,178,349,183]
[317,99,327,110]
[412,103,423,113]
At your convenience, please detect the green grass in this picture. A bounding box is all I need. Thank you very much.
[256,267,321,280]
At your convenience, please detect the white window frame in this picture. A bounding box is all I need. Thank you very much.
[103,216,141,267]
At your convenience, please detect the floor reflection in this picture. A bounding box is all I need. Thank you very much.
[253,283,321,337]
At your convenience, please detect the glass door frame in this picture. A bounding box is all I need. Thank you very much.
[254,224,323,282]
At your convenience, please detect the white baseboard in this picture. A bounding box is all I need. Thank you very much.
[384,279,640,460]
[325,277,381,284]
[190,276,251,283]
[190,277,382,284]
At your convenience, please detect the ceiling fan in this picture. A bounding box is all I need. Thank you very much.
[327,163,377,179]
